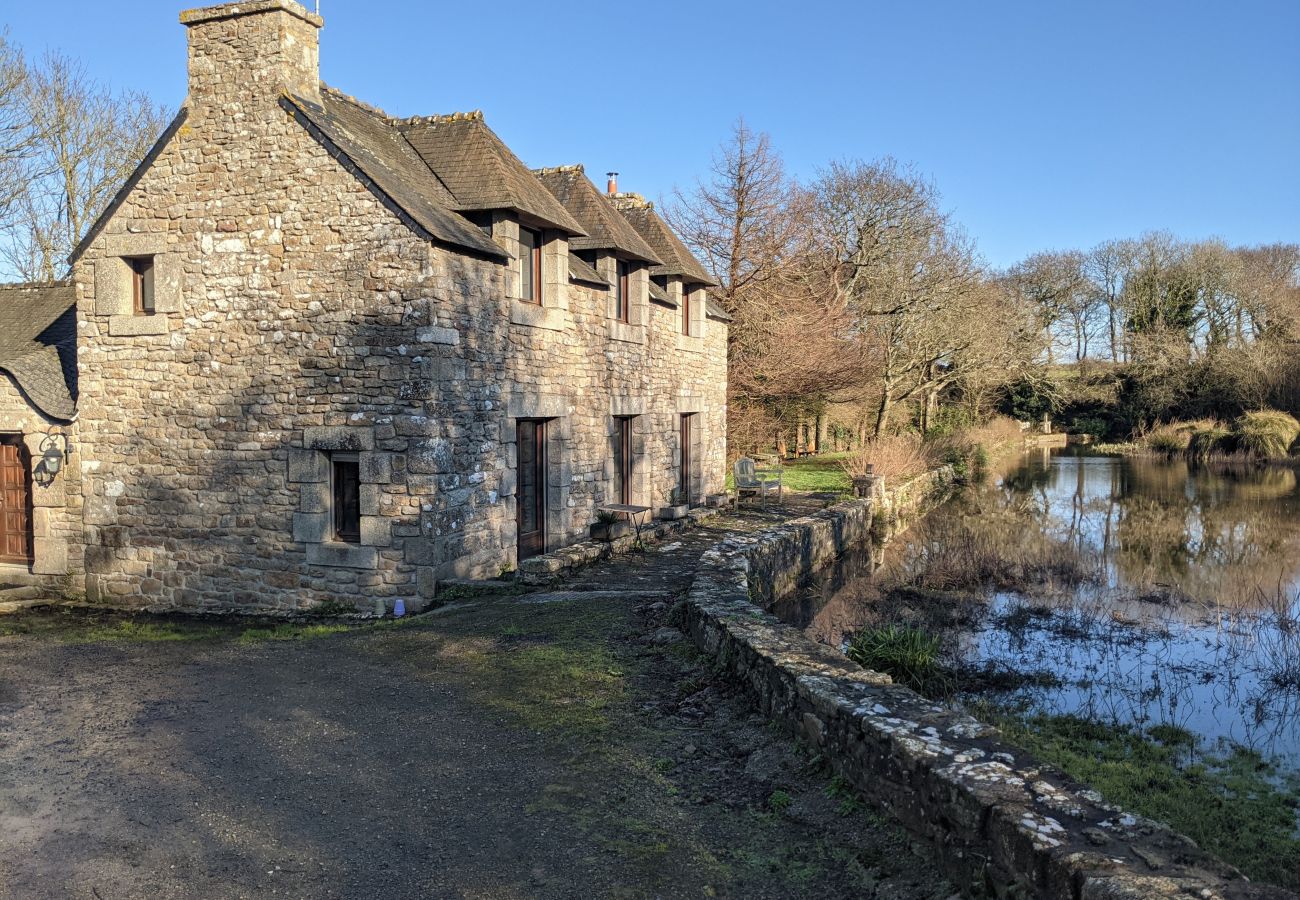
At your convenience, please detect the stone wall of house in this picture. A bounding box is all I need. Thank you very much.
[683,481,1280,899]
[68,0,727,612]
[0,376,80,588]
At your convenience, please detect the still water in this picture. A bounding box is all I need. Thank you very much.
[780,449,1300,774]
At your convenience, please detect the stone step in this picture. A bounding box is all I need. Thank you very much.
[0,585,43,603]
[0,596,50,615]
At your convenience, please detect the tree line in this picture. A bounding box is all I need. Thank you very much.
[669,122,1300,454]
[1003,236,1300,433]
[666,121,1040,456]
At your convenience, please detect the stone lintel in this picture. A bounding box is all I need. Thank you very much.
[304,426,375,451]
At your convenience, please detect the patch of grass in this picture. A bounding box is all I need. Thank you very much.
[237,622,353,642]
[1188,424,1236,460]
[846,625,950,696]
[1236,410,1300,459]
[767,790,794,814]
[435,581,529,603]
[977,708,1300,890]
[779,453,852,494]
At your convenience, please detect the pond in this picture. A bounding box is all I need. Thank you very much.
[777,448,1300,780]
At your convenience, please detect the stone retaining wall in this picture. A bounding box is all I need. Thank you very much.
[683,472,1291,899]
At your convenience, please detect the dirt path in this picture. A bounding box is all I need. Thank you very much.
[0,501,953,899]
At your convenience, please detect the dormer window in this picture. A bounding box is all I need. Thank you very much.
[681,284,692,336]
[518,226,543,305]
[129,256,155,315]
[615,260,630,323]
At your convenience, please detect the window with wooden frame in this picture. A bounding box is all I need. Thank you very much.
[518,226,544,305]
[612,416,634,505]
[331,452,361,543]
[615,260,630,323]
[681,283,692,336]
[128,256,156,316]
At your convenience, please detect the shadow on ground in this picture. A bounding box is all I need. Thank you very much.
[0,507,952,899]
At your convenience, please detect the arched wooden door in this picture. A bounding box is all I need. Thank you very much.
[0,437,32,565]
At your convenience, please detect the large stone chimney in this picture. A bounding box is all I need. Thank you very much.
[180,0,323,107]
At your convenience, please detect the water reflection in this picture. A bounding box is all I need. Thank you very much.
[780,450,1300,774]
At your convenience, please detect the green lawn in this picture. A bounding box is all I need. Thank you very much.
[727,453,851,495]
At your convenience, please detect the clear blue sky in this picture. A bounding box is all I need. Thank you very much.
[4,0,1297,269]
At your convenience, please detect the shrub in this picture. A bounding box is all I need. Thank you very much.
[1144,423,1192,455]
[1234,410,1300,460]
[1188,424,1235,460]
[846,624,948,695]
[840,433,932,481]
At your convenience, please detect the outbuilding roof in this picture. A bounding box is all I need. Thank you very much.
[0,282,77,420]
[533,167,662,265]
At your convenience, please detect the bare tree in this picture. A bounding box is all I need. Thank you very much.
[0,47,167,282]
[807,158,989,436]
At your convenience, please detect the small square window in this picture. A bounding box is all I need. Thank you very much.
[331,452,361,543]
[128,256,155,316]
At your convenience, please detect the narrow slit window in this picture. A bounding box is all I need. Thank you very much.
[129,256,156,316]
[331,452,361,543]
[518,226,543,305]
[615,260,630,323]
[681,284,692,336]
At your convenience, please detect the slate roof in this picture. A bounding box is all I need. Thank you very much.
[609,194,718,286]
[533,167,662,265]
[285,90,507,259]
[0,282,77,420]
[705,296,733,322]
[399,113,585,236]
[568,253,608,288]
[648,279,676,307]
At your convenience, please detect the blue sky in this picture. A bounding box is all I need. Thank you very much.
[4,0,1297,269]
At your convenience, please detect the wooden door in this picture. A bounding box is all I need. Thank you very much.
[0,438,31,565]
[517,420,547,560]
[679,414,694,507]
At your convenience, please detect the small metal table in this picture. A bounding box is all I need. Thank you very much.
[599,503,653,546]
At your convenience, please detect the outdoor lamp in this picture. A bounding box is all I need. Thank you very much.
[38,432,69,484]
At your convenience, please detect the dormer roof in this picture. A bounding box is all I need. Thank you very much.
[608,194,717,286]
[533,166,662,265]
[399,113,585,236]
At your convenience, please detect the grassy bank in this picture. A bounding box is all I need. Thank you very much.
[974,706,1300,890]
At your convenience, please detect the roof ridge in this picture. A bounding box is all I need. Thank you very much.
[532,164,585,175]
[319,83,397,122]
[399,110,484,126]
[607,191,651,209]
[0,279,72,291]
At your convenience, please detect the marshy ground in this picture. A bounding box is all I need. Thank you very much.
[0,507,952,900]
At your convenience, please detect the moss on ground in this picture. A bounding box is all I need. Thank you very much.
[977,707,1300,890]
[0,607,362,644]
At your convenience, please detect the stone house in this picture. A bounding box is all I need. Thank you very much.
[0,0,728,613]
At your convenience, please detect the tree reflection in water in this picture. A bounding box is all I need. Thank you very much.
[782,449,1300,777]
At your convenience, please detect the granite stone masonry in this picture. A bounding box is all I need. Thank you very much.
[682,471,1295,899]
[24,0,731,613]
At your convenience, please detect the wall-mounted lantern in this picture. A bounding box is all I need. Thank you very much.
[35,431,70,487]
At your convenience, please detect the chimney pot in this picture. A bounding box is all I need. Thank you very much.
[606,172,618,196]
